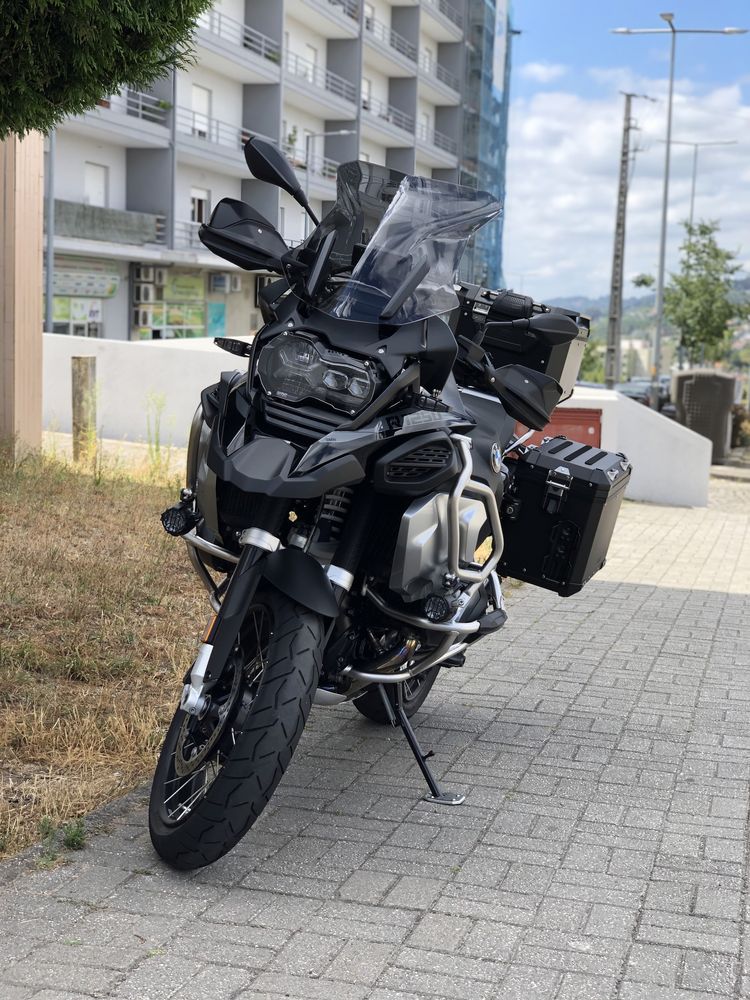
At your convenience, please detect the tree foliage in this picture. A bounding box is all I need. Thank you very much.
[0,1,212,138]
[579,341,605,383]
[664,221,747,365]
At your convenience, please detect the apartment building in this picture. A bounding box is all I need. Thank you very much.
[46,0,512,341]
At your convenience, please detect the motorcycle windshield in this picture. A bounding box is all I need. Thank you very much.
[321,174,501,324]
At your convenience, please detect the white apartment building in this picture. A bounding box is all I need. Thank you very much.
[47,0,508,341]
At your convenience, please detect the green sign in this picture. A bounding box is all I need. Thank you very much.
[165,272,205,301]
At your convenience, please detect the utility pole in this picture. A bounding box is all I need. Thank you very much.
[605,92,654,389]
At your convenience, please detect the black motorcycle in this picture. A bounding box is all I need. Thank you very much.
[149,137,631,869]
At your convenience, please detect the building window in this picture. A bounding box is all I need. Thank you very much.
[83,162,108,207]
[191,84,211,138]
[305,43,318,81]
[361,77,371,110]
[190,187,210,224]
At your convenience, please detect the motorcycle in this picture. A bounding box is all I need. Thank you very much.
[149,137,631,869]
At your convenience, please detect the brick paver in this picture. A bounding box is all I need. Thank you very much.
[1,478,749,1000]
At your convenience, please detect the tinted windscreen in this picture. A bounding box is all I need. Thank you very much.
[322,175,501,324]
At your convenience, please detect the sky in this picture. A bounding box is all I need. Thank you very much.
[501,0,750,302]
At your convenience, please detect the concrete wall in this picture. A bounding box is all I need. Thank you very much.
[559,388,712,508]
[43,333,244,446]
[43,339,712,507]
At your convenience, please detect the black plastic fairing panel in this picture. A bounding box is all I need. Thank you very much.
[261,548,339,617]
[207,434,365,498]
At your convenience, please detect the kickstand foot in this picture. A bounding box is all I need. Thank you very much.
[376,686,465,806]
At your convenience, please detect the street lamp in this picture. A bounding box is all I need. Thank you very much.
[303,129,355,236]
[612,14,747,409]
[663,139,739,227]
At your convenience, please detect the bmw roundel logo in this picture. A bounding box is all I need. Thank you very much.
[490,442,503,473]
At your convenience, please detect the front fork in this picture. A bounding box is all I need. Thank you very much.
[181,523,282,717]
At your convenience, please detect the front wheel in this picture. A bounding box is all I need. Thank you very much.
[149,587,323,870]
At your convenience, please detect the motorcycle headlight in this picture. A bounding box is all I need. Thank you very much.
[256,333,378,415]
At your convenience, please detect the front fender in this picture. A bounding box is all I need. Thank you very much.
[261,548,339,618]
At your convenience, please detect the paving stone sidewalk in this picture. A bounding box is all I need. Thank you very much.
[1,479,749,1000]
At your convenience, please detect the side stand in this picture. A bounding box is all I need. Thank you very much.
[377,685,465,806]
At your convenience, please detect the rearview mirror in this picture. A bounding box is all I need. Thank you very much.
[244,135,319,226]
[527,312,580,345]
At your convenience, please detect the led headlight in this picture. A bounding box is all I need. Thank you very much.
[256,333,378,415]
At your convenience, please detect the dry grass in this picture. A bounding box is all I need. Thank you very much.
[0,445,205,859]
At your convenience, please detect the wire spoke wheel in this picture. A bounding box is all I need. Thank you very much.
[157,604,271,827]
[149,587,323,870]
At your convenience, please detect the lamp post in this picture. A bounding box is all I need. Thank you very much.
[303,129,355,236]
[612,15,747,409]
[666,139,738,227]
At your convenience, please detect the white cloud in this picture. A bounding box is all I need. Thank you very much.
[518,62,568,84]
[502,73,750,302]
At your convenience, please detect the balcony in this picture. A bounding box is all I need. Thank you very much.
[363,15,417,74]
[416,122,458,167]
[361,96,415,147]
[63,90,170,148]
[174,221,205,251]
[284,51,357,117]
[420,0,464,40]
[175,107,248,176]
[284,144,340,199]
[418,53,461,105]
[286,0,360,38]
[195,9,281,83]
[49,200,166,247]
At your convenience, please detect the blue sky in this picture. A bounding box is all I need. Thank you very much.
[502,1,750,299]
[510,0,750,100]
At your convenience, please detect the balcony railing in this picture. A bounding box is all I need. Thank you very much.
[197,9,281,64]
[364,15,417,62]
[95,90,169,125]
[361,95,415,134]
[174,220,204,250]
[416,122,458,155]
[422,0,463,29]
[50,200,166,245]
[284,51,357,104]
[176,107,248,151]
[418,53,460,92]
[283,145,340,182]
[324,0,359,22]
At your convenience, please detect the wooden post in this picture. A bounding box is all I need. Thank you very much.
[0,133,44,456]
[71,356,96,463]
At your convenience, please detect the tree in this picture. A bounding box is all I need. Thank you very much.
[579,341,605,383]
[664,221,747,366]
[0,0,212,138]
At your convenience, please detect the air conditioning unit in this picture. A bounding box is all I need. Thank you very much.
[230,274,242,293]
[134,265,155,282]
[209,272,230,293]
[133,307,151,327]
[134,283,154,303]
[154,267,168,286]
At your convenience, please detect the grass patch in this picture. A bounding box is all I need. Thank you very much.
[0,445,205,860]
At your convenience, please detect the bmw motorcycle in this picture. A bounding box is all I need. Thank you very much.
[149,137,630,870]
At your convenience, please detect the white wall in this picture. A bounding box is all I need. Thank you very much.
[559,388,712,508]
[285,18,328,67]
[55,132,127,210]
[175,164,242,222]
[175,65,243,125]
[360,138,388,164]
[44,334,244,446]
